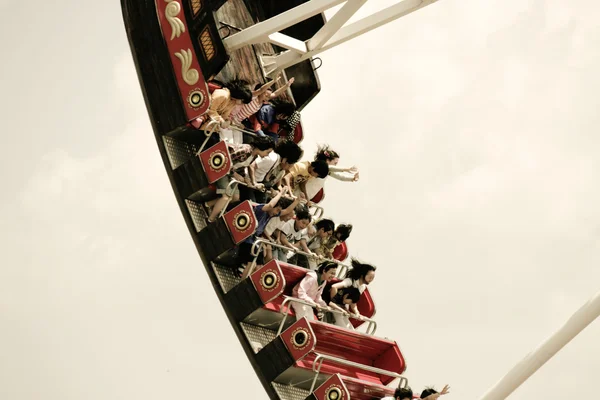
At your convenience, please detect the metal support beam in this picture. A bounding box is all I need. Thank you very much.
[306,0,368,51]
[223,0,345,52]
[258,0,440,77]
[478,290,600,400]
[268,33,307,54]
[325,0,439,49]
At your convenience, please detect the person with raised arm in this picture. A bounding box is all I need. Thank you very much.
[194,79,253,131]
[305,145,359,203]
[206,136,275,223]
[238,187,298,278]
[419,385,451,399]
[291,261,338,320]
[230,76,295,128]
[283,160,329,203]
[249,99,297,142]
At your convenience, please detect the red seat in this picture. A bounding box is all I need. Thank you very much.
[332,242,348,261]
[311,188,325,204]
[277,318,406,388]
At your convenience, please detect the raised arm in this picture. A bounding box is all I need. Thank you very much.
[263,188,285,213]
[280,194,300,218]
[270,77,295,99]
[251,78,279,97]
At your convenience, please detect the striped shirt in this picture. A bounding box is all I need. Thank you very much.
[230,97,262,124]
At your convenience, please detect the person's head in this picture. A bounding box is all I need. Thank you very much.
[294,209,312,230]
[226,79,252,104]
[272,100,296,121]
[317,261,337,282]
[340,286,360,305]
[347,258,376,285]
[315,219,334,238]
[253,82,273,102]
[420,388,438,399]
[334,224,352,242]
[394,387,413,400]
[308,160,329,179]
[250,136,276,158]
[315,145,340,166]
[275,140,304,170]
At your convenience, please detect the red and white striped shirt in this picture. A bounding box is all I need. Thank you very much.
[230,97,262,124]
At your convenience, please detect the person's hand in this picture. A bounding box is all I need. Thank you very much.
[347,165,358,173]
[352,172,360,182]
[254,183,265,191]
[285,77,295,87]
[220,119,230,129]
[439,385,450,396]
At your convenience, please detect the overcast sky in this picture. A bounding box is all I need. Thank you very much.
[1,0,599,399]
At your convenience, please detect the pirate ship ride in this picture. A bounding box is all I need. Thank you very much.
[120,1,439,399]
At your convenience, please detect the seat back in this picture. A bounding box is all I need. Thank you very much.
[311,188,325,204]
[331,242,348,261]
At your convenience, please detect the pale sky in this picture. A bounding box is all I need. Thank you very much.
[1,0,599,399]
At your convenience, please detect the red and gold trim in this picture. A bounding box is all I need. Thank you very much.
[313,375,349,400]
[223,201,257,244]
[198,141,231,183]
[156,0,210,119]
[250,261,285,304]
[281,318,315,361]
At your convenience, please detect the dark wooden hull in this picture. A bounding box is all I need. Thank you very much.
[120,1,279,398]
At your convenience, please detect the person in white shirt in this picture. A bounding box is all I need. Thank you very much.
[329,258,376,317]
[274,209,312,262]
[242,140,303,203]
[291,261,337,320]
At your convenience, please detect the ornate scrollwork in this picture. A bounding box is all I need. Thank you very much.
[174,49,200,85]
[164,0,186,40]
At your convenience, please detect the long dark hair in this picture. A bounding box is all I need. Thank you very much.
[225,79,252,104]
[345,258,376,281]
[314,145,340,162]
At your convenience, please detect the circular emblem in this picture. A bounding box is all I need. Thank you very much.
[290,328,310,350]
[260,271,278,291]
[187,89,205,108]
[208,151,226,172]
[325,386,343,400]
[233,211,251,232]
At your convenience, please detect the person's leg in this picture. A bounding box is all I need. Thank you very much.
[333,313,354,330]
[208,195,230,222]
[291,303,315,321]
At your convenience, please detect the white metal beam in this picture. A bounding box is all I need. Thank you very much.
[259,0,440,76]
[306,0,368,51]
[223,0,346,52]
[268,32,307,54]
[324,0,439,49]
[478,290,600,400]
